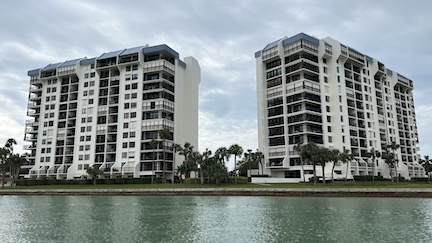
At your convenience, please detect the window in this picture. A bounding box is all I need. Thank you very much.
[85,145,90,151]
[86,126,92,132]
[80,127,85,132]
[129,142,135,148]
[86,135,91,141]
[123,132,128,138]
[131,112,136,118]
[323,58,327,64]
[130,131,136,138]
[84,82,89,87]
[123,142,128,148]
[89,99,94,104]
[90,81,95,86]
[122,152,127,158]
[323,67,328,73]
[85,154,90,160]
[125,94,130,99]
[324,77,328,83]
[131,93,137,99]
[90,72,95,78]
[124,103,130,109]
[123,123,129,129]
[328,126,332,132]
[132,83,138,89]
[124,113,130,119]
[125,84,131,90]
[131,102,137,109]
[79,145,84,151]
[328,136,333,143]
[82,118,86,123]
[325,96,330,102]
[84,73,89,79]
[326,106,330,112]
[80,136,85,141]
[132,74,138,80]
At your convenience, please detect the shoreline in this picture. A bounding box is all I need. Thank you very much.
[2,188,432,197]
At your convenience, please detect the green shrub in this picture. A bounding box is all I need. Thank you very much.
[228,176,248,184]
[184,178,198,184]
[251,174,270,177]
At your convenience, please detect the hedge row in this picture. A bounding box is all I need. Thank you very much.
[184,176,249,184]
[15,177,155,186]
[353,176,406,182]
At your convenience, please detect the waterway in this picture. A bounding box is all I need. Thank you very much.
[0,196,431,242]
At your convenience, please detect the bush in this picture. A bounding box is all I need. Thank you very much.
[411,177,429,182]
[228,176,248,184]
[184,178,198,184]
[251,174,270,177]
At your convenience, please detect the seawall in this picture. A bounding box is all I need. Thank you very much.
[2,188,432,197]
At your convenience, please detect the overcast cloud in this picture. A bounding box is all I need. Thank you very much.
[1,0,432,169]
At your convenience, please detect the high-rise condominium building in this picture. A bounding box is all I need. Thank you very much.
[255,33,423,182]
[23,44,200,180]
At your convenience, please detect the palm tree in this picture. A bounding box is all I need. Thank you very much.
[86,165,103,185]
[158,128,172,183]
[329,149,340,183]
[255,150,264,175]
[294,142,306,182]
[149,139,158,184]
[386,142,400,182]
[382,151,396,182]
[214,147,230,165]
[8,153,28,185]
[420,155,432,183]
[367,148,381,181]
[301,143,318,185]
[172,143,183,182]
[0,138,16,188]
[338,149,351,182]
[179,142,194,178]
[229,144,243,184]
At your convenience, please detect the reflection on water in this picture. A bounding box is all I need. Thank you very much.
[0,196,432,242]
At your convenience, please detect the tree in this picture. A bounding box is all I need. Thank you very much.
[179,142,194,178]
[0,138,16,188]
[172,143,183,182]
[7,153,28,185]
[149,139,158,184]
[214,147,230,165]
[86,165,103,185]
[294,142,306,183]
[329,149,341,183]
[420,155,432,183]
[158,128,172,183]
[301,143,318,186]
[386,142,400,182]
[229,144,243,184]
[382,151,396,182]
[254,150,264,175]
[338,149,351,182]
[367,148,381,181]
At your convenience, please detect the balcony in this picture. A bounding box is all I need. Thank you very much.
[143,59,175,75]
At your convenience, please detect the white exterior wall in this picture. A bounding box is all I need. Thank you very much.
[24,45,200,180]
[256,33,424,183]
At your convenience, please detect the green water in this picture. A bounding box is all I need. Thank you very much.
[0,196,431,242]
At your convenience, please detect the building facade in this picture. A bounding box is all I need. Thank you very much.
[23,44,200,180]
[255,33,423,182]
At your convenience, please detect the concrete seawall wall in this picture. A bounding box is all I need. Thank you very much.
[2,188,432,197]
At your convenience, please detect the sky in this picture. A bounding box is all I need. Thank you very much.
[1,0,432,170]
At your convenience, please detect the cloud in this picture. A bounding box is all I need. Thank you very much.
[0,0,432,163]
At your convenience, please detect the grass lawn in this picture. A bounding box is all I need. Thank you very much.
[3,181,432,190]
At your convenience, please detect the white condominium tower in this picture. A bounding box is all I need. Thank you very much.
[255,33,423,182]
[23,45,200,180]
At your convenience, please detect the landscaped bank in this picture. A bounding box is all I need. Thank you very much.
[2,188,432,197]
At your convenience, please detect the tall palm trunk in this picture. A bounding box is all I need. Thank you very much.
[234,155,237,184]
[151,147,155,184]
[162,138,166,183]
[345,161,349,182]
[390,165,394,182]
[300,158,305,183]
[322,164,326,185]
[372,159,375,182]
[331,162,336,184]
[313,163,317,186]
